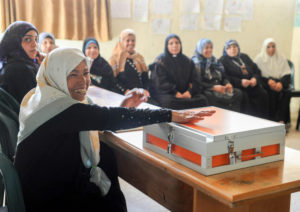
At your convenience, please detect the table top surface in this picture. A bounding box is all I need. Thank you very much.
[88,86,300,205]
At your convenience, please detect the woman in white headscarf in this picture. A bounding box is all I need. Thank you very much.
[14,47,215,212]
[254,38,291,123]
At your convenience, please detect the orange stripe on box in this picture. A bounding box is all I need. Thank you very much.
[171,144,202,166]
[241,148,256,161]
[261,144,280,157]
[146,134,201,166]
[212,153,230,168]
[146,134,168,150]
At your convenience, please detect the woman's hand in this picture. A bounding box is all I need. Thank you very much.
[225,83,233,93]
[241,79,250,88]
[213,85,226,94]
[176,91,191,99]
[250,77,257,87]
[35,51,46,65]
[143,89,150,98]
[120,88,148,108]
[171,110,215,123]
[268,79,276,90]
[175,92,183,98]
[274,82,283,92]
[181,91,191,98]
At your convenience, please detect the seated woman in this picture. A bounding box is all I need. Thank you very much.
[149,34,208,110]
[109,29,150,97]
[192,38,243,112]
[0,21,41,103]
[254,38,291,123]
[83,37,121,93]
[219,40,269,118]
[14,47,215,212]
[39,32,56,54]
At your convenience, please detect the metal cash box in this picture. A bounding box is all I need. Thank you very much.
[143,107,285,176]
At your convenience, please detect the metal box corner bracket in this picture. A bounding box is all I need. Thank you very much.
[143,107,285,176]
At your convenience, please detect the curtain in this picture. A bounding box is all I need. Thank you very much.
[0,0,17,32]
[1,0,111,42]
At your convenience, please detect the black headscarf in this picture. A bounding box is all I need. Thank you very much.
[0,21,38,66]
[155,34,193,93]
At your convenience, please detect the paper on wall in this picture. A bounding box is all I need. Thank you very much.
[202,14,222,30]
[295,0,300,27]
[151,19,171,34]
[181,0,200,14]
[152,0,173,15]
[133,0,149,22]
[180,14,199,30]
[204,0,224,15]
[224,16,242,32]
[225,0,253,20]
[111,0,131,18]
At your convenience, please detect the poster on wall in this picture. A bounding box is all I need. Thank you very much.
[225,0,253,20]
[203,14,222,30]
[111,0,131,18]
[224,16,242,32]
[181,0,200,13]
[152,0,173,15]
[180,14,199,30]
[204,0,224,15]
[151,19,171,34]
[133,0,149,22]
[294,0,300,27]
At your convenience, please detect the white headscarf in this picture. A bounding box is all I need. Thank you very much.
[18,47,111,195]
[254,38,291,79]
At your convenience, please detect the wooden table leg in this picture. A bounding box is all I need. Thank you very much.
[112,144,194,212]
[193,189,291,212]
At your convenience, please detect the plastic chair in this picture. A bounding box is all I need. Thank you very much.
[0,87,20,115]
[0,153,26,212]
[0,116,16,161]
[287,60,300,130]
[0,102,18,125]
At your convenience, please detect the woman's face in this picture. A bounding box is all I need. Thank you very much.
[123,34,135,54]
[266,42,276,56]
[40,38,55,54]
[22,30,38,59]
[226,44,239,57]
[85,42,99,59]
[167,37,181,55]
[203,43,213,58]
[67,60,90,101]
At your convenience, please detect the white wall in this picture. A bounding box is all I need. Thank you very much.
[57,0,296,64]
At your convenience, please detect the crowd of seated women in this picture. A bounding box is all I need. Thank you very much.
[0,21,292,122]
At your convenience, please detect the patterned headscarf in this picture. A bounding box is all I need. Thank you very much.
[109,29,147,77]
[192,38,224,80]
[18,47,111,195]
[222,39,240,57]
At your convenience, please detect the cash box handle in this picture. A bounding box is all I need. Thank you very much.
[167,126,174,154]
[239,152,264,160]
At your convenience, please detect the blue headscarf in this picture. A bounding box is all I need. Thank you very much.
[222,39,240,57]
[38,32,55,47]
[0,21,38,66]
[82,37,99,56]
[192,38,224,79]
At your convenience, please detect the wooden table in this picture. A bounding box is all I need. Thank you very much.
[88,86,300,212]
